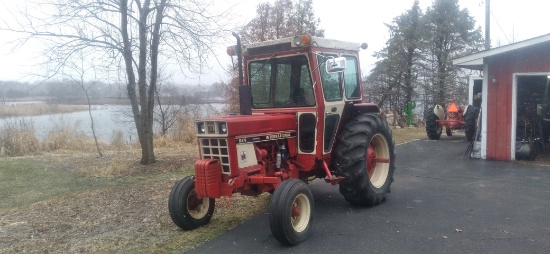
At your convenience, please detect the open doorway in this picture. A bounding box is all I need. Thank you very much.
[514,74,550,160]
[468,76,483,108]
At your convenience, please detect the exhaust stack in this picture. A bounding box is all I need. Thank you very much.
[231,32,252,115]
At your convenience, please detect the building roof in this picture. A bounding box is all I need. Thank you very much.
[453,33,550,70]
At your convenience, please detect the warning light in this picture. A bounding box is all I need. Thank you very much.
[292,35,312,47]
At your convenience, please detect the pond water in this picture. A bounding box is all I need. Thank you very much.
[0,103,225,143]
[2,101,43,106]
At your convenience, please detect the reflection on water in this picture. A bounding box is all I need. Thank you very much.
[0,103,225,142]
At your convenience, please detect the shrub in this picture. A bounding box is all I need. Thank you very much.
[110,130,128,150]
[0,119,40,156]
[43,117,96,152]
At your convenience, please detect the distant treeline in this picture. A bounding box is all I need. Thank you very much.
[0,80,225,105]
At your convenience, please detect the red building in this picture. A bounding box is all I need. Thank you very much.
[454,34,550,161]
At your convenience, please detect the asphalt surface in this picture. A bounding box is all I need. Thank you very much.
[188,135,550,253]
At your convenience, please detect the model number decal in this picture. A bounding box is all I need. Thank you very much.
[267,133,292,140]
[236,132,295,144]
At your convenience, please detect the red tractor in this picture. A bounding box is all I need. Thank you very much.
[168,33,396,245]
[425,102,478,141]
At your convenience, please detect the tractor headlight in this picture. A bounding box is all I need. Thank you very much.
[218,122,228,134]
[197,122,205,134]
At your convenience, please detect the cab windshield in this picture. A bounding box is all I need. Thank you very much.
[249,55,315,109]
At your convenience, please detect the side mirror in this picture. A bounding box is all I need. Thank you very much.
[325,57,346,73]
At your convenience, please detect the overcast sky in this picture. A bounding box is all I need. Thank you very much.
[1,0,550,85]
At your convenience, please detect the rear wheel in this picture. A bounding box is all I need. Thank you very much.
[334,113,395,206]
[168,176,215,230]
[426,106,442,140]
[269,179,314,245]
[464,105,479,141]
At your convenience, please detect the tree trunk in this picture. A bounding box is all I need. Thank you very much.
[85,89,103,158]
[120,0,155,165]
[138,0,156,165]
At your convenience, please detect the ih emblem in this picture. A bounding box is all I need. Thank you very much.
[240,151,247,162]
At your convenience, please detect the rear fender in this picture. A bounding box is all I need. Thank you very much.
[347,102,380,115]
[433,105,445,120]
[463,105,470,116]
[341,103,380,131]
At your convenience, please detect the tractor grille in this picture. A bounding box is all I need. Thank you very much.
[199,138,230,174]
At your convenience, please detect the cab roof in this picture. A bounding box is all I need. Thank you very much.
[242,35,361,56]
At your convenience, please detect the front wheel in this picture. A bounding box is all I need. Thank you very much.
[168,176,215,230]
[446,127,452,136]
[269,179,314,245]
[334,113,395,206]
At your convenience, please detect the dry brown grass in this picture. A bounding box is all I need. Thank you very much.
[0,119,40,156]
[0,118,428,253]
[0,118,103,156]
[392,126,427,145]
[0,111,201,158]
[0,103,88,118]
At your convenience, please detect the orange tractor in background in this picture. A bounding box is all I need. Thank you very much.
[425,102,478,141]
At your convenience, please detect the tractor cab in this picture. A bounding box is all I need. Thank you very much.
[228,35,375,161]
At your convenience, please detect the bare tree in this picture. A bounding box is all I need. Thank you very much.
[154,81,182,135]
[240,0,323,44]
[226,0,324,111]
[62,51,104,158]
[1,0,232,164]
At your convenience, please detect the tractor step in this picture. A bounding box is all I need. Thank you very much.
[324,176,345,185]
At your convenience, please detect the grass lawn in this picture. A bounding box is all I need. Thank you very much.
[0,127,427,253]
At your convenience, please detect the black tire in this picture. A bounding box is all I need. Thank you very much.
[446,127,452,136]
[269,179,314,245]
[334,113,395,206]
[464,105,479,141]
[168,176,215,230]
[425,106,442,140]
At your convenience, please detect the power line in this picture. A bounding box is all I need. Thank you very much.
[490,10,511,45]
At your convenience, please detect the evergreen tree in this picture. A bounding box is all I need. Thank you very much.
[365,0,483,117]
[365,1,423,111]
[423,0,483,107]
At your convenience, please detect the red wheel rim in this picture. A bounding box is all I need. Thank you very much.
[365,133,391,188]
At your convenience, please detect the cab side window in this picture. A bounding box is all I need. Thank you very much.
[344,56,361,99]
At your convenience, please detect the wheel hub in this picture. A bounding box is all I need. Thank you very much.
[291,194,310,232]
[365,134,391,188]
[367,144,377,178]
[187,190,209,219]
[292,205,301,217]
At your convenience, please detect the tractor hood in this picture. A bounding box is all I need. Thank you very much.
[195,114,297,137]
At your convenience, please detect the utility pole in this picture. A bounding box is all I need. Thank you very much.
[485,0,491,50]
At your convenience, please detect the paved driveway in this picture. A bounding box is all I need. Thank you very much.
[189,135,550,253]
